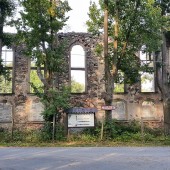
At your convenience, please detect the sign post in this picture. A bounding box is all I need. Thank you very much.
[65,108,98,136]
[101,106,116,110]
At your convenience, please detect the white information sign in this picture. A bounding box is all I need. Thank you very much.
[68,113,94,127]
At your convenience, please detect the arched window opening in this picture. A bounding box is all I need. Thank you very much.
[70,45,86,93]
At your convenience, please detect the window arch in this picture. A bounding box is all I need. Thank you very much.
[70,45,86,93]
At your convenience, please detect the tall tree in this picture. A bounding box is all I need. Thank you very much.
[15,0,71,138]
[103,0,113,120]
[87,0,164,119]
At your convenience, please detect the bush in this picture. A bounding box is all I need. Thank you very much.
[39,122,53,141]
[102,120,142,140]
[0,119,165,144]
[82,119,164,142]
[0,130,11,142]
[39,122,66,141]
[55,124,66,141]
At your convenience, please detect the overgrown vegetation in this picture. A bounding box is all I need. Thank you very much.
[13,0,72,140]
[0,120,170,146]
[87,0,168,120]
[0,0,16,83]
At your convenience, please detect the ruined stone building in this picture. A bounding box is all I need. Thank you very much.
[0,32,169,131]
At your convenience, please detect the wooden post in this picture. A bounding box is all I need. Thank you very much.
[100,115,105,140]
[101,122,104,140]
[141,117,144,142]
[52,114,56,141]
[11,102,15,140]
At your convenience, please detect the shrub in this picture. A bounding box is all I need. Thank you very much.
[39,122,66,141]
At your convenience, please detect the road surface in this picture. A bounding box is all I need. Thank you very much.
[0,147,170,170]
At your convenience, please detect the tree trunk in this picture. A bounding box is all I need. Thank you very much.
[113,0,118,75]
[104,0,113,121]
[52,114,56,141]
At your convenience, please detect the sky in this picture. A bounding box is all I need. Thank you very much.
[3,0,99,85]
[63,0,98,32]
[4,0,99,33]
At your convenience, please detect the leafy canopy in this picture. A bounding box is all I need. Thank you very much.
[0,0,15,77]
[15,0,71,121]
[15,0,71,86]
[87,0,163,84]
[15,0,71,72]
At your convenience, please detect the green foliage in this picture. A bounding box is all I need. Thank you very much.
[14,0,71,81]
[39,122,66,141]
[82,120,163,142]
[55,124,66,141]
[14,0,71,123]
[114,71,124,92]
[0,0,16,77]
[71,79,85,93]
[0,0,15,37]
[41,88,70,121]
[0,0,15,20]
[0,121,168,145]
[82,120,139,139]
[114,83,124,93]
[29,70,44,93]
[0,128,11,143]
[87,0,164,85]
[2,33,16,47]
[0,75,12,93]
[0,65,12,93]
[155,0,170,15]
[15,0,70,64]
[39,122,53,141]
[0,59,6,76]
[68,133,97,143]
[36,87,71,121]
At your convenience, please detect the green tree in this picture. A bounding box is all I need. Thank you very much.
[0,0,15,94]
[0,0,15,76]
[15,0,71,139]
[87,0,164,119]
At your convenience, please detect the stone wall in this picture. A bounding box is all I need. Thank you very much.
[0,32,164,130]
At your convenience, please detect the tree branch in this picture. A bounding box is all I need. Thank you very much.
[121,0,140,55]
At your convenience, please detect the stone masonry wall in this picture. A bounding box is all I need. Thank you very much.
[0,32,164,130]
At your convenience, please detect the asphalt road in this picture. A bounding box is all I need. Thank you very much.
[0,147,170,170]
